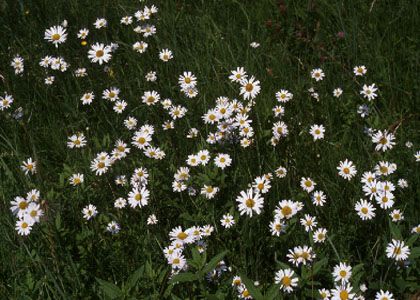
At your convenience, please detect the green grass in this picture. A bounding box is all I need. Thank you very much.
[0,0,419,299]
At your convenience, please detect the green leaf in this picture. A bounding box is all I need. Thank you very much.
[409,247,420,259]
[125,266,144,291]
[96,278,123,299]
[407,234,419,246]
[168,272,198,284]
[312,257,328,275]
[264,284,280,300]
[238,272,264,300]
[202,250,228,274]
[388,219,402,239]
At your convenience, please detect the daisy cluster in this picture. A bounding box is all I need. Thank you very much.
[2,1,419,299]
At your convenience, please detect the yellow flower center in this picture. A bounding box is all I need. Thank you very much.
[52,33,61,41]
[281,206,292,216]
[21,222,29,229]
[96,50,104,57]
[361,207,368,214]
[282,276,291,287]
[245,198,255,208]
[339,270,347,277]
[19,201,28,210]
[340,290,349,300]
[379,137,388,145]
[343,167,350,174]
[245,83,253,92]
[177,232,188,240]
[98,162,105,168]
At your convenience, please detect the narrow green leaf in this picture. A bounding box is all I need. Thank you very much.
[96,278,123,299]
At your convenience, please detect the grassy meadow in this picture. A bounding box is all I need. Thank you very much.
[0,0,419,299]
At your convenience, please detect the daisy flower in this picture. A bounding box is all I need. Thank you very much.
[236,188,264,217]
[82,204,97,220]
[77,28,89,39]
[275,89,293,103]
[169,226,194,245]
[21,157,36,175]
[44,25,67,47]
[375,290,394,300]
[355,199,376,220]
[128,186,150,208]
[389,209,404,222]
[300,214,318,232]
[80,92,94,105]
[333,88,343,98]
[11,55,24,74]
[94,18,107,29]
[274,268,299,293]
[252,176,271,194]
[274,199,300,220]
[120,16,133,25]
[67,133,87,148]
[214,153,232,169]
[44,76,55,85]
[220,213,235,228]
[114,198,127,209]
[275,166,287,178]
[201,185,219,199]
[229,67,247,83]
[26,202,43,223]
[145,71,157,82]
[15,217,35,235]
[270,218,286,236]
[113,100,127,113]
[312,190,327,206]
[309,124,325,140]
[74,68,87,77]
[411,225,420,234]
[178,71,197,88]
[250,41,260,48]
[360,84,378,101]
[414,150,420,162]
[397,179,408,188]
[330,283,354,300]
[0,94,14,111]
[147,214,158,225]
[371,130,396,152]
[142,90,160,106]
[333,262,352,283]
[88,43,112,65]
[106,221,120,234]
[337,159,357,180]
[375,191,395,209]
[386,239,410,261]
[69,173,84,186]
[159,49,173,62]
[353,65,367,76]
[300,177,316,193]
[90,157,111,176]
[239,76,261,100]
[318,289,331,299]
[133,41,148,53]
[124,116,138,130]
[313,228,327,243]
[310,68,325,81]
